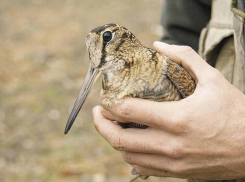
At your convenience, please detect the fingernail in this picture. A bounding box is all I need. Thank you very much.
[92,105,99,115]
[153,41,162,46]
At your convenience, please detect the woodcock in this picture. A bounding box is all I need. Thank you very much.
[64,23,196,181]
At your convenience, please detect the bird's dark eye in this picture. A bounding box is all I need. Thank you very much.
[103,31,113,42]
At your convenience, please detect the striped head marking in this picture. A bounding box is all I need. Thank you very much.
[85,23,140,70]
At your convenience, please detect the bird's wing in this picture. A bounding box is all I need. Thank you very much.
[166,59,196,98]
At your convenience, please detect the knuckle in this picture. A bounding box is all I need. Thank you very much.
[173,120,190,134]
[168,146,185,159]
[121,152,133,164]
[110,131,125,151]
[170,112,190,134]
[206,67,224,83]
[118,101,133,119]
[179,46,194,54]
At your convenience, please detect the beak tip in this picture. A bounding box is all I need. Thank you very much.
[64,125,70,135]
[64,116,75,135]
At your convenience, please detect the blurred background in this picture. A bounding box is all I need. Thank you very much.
[0,0,187,182]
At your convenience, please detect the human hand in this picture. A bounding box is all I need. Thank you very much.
[92,42,245,180]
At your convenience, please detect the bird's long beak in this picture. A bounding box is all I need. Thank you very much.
[64,62,101,134]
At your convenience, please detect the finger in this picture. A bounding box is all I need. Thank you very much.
[100,107,120,122]
[132,165,176,178]
[93,105,123,141]
[121,151,184,172]
[153,41,210,81]
[93,106,177,153]
[101,107,138,127]
[102,97,190,132]
[101,108,132,128]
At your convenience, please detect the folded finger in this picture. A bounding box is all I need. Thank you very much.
[132,165,176,178]
[101,97,190,133]
[121,151,181,172]
[93,106,177,153]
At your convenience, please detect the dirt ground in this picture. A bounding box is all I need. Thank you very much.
[0,0,188,182]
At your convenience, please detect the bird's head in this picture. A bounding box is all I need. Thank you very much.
[86,23,141,70]
[64,23,140,134]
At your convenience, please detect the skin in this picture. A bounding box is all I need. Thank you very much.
[92,41,245,180]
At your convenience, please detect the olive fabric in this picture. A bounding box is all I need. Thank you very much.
[238,0,245,12]
[160,0,211,52]
[232,0,245,88]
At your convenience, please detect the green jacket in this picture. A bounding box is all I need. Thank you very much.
[161,0,211,52]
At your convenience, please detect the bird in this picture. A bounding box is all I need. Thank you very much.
[64,23,196,181]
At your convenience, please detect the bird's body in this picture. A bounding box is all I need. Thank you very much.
[65,23,195,181]
[101,47,182,106]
